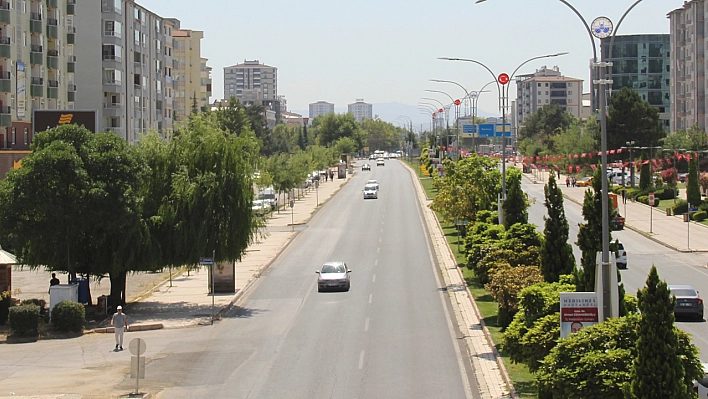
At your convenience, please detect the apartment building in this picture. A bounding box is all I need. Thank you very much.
[515,66,583,125]
[668,2,708,132]
[0,0,76,150]
[309,101,334,119]
[599,34,671,130]
[347,99,372,121]
[171,27,209,121]
[223,59,280,120]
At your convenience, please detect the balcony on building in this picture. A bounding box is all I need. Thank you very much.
[67,55,75,72]
[47,49,58,69]
[46,0,58,8]
[47,79,58,99]
[66,26,75,44]
[29,12,42,34]
[0,35,9,58]
[30,44,42,65]
[30,77,43,97]
[0,105,10,127]
[66,0,75,15]
[0,70,10,93]
[0,0,10,24]
[46,17,58,38]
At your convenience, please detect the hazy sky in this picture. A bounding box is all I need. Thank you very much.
[139,0,678,125]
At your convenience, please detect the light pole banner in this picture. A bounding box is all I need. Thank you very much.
[560,292,599,337]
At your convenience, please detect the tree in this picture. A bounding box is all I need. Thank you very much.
[639,157,651,191]
[486,265,544,328]
[430,154,501,224]
[575,167,610,291]
[541,174,575,282]
[607,87,665,150]
[687,155,702,206]
[191,92,199,115]
[536,313,698,399]
[502,168,528,228]
[550,116,600,157]
[518,104,575,152]
[0,124,144,307]
[333,136,358,157]
[629,266,699,399]
[311,113,366,149]
[360,117,400,152]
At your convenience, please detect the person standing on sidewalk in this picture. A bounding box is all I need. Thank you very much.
[622,187,627,204]
[110,305,128,351]
[49,273,60,293]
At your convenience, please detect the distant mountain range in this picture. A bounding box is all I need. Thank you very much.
[291,102,495,132]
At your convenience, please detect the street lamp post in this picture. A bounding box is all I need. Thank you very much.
[468,81,495,153]
[422,97,452,156]
[439,53,568,224]
[426,89,461,160]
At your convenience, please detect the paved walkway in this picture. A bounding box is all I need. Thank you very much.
[523,166,708,252]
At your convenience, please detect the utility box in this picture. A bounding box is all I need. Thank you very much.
[49,284,79,319]
[337,163,346,179]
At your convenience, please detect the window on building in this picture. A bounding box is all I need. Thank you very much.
[102,44,121,60]
[545,83,549,87]
[134,8,140,22]
[134,30,140,45]
[537,91,541,95]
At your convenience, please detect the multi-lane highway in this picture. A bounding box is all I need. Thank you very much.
[524,177,708,360]
[139,159,478,398]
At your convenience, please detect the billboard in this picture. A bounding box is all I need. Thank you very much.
[33,110,98,133]
[16,62,25,119]
[560,292,599,337]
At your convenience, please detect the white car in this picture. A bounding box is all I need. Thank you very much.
[694,363,708,397]
[366,180,379,190]
[376,158,385,166]
[363,184,378,199]
[316,261,351,292]
[251,199,270,216]
[611,174,639,186]
[613,240,626,269]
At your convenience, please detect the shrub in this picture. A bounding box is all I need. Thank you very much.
[8,304,40,335]
[625,188,639,199]
[486,265,544,328]
[21,298,47,314]
[0,290,11,324]
[673,200,688,215]
[51,300,85,333]
[692,210,707,222]
[655,186,678,200]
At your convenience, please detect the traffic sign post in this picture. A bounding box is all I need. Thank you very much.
[648,192,654,233]
[129,338,147,395]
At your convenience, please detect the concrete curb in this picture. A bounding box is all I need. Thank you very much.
[92,323,164,333]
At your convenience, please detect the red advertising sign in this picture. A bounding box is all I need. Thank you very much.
[560,292,599,337]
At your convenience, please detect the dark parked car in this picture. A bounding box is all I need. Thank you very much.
[669,284,704,320]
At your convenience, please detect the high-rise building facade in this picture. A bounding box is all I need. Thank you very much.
[309,101,334,119]
[600,34,671,131]
[200,57,211,111]
[75,0,178,144]
[668,2,708,132]
[515,66,583,125]
[171,27,209,121]
[347,99,371,121]
[223,60,279,119]
[0,0,76,150]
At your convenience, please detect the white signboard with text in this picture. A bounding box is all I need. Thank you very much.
[560,292,599,338]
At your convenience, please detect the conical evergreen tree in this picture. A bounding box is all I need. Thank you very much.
[575,167,610,291]
[639,155,652,190]
[502,168,528,229]
[541,173,575,282]
[629,266,687,398]
[687,155,701,207]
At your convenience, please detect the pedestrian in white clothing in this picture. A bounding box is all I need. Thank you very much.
[110,305,128,351]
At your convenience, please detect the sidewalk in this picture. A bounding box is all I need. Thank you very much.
[521,166,708,252]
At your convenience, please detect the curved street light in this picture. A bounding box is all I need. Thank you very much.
[430,79,472,116]
[439,52,569,225]
[426,89,462,159]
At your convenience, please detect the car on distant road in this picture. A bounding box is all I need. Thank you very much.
[376,158,385,166]
[366,180,379,189]
[316,261,351,292]
[576,177,593,187]
[611,174,640,186]
[694,363,708,397]
[611,214,625,230]
[612,240,627,268]
[251,199,270,216]
[679,173,689,183]
[669,284,704,320]
[363,184,378,199]
[362,163,371,171]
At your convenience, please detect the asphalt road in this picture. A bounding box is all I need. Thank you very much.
[524,178,708,361]
[140,159,478,398]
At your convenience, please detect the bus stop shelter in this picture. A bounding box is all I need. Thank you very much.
[0,244,17,293]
